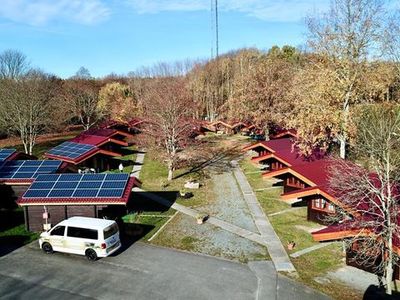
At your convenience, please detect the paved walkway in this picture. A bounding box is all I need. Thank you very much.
[290,242,333,258]
[231,160,296,273]
[131,151,145,178]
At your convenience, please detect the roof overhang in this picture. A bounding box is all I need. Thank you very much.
[44,148,121,165]
[251,153,292,167]
[262,167,317,187]
[243,142,274,153]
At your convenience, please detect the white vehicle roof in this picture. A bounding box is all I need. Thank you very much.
[56,217,116,230]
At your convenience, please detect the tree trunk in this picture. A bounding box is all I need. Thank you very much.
[339,135,346,159]
[340,97,350,159]
[167,159,173,181]
[167,166,173,181]
[385,244,393,295]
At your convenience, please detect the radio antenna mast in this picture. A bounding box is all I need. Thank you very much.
[210,0,219,59]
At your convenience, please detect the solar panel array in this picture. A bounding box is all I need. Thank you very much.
[23,173,129,199]
[47,142,96,159]
[0,160,62,179]
[0,149,16,161]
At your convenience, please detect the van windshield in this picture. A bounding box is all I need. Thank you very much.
[104,223,118,239]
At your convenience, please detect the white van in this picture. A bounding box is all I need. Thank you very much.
[39,217,121,261]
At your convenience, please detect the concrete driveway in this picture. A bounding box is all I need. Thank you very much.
[0,242,329,300]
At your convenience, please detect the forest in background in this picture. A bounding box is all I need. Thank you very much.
[0,0,399,161]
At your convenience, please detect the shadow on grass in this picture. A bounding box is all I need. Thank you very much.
[112,223,155,256]
[127,191,177,213]
[118,148,137,157]
[174,146,243,180]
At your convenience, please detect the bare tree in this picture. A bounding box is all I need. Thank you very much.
[0,70,55,154]
[141,77,196,181]
[383,10,400,79]
[73,66,92,79]
[329,104,400,295]
[306,0,384,159]
[63,79,102,130]
[0,49,30,80]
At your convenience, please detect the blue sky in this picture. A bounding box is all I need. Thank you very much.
[0,0,331,78]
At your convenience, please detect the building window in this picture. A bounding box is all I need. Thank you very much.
[312,198,335,213]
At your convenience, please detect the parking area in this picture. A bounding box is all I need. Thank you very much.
[0,241,328,300]
[0,241,258,300]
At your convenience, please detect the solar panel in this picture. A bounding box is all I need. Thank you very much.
[106,173,129,181]
[82,173,106,181]
[0,149,16,161]
[73,189,99,197]
[101,181,126,189]
[48,189,74,197]
[23,173,130,199]
[54,181,79,189]
[97,189,124,198]
[0,160,62,180]
[47,142,96,160]
[77,181,103,189]
[24,189,50,198]
[30,182,55,189]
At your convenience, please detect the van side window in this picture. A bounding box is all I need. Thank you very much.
[67,227,98,240]
[50,226,65,236]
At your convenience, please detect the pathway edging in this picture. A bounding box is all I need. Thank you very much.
[231,160,296,273]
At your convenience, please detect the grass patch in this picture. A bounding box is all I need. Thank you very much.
[139,149,213,208]
[270,208,321,253]
[292,244,362,300]
[150,215,202,252]
[0,224,39,245]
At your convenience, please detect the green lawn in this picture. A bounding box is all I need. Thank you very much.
[139,149,214,208]
[269,208,322,253]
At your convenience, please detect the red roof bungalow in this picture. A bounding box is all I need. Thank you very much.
[98,118,145,134]
[17,173,141,232]
[262,159,346,225]
[210,120,248,135]
[243,138,314,172]
[240,123,260,136]
[44,129,133,172]
[270,129,298,140]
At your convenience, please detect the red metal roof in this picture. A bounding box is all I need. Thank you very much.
[289,159,334,188]
[70,134,109,146]
[270,128,298,139]
[17,176,141,206]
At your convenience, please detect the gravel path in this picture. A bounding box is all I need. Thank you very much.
[205,171,258,233]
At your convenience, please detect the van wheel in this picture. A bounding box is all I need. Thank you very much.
[42,242,53,254]
[85,249,97,261]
